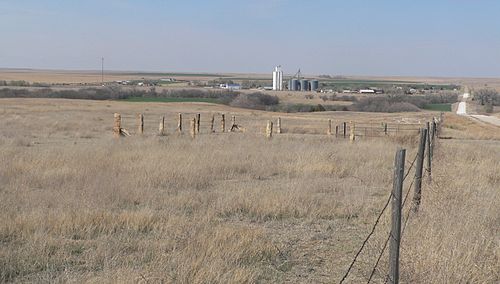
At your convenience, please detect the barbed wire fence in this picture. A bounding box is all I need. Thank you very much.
[111,111,441,283]
[339,117,439,284]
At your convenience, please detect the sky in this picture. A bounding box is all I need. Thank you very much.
[1,0,500,77]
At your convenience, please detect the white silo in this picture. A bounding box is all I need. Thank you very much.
[272,66,283,91]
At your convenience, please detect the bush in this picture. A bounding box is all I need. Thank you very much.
[474,89,499,106]
[351,93,458,113]
[0,87,238,103]
[229,92,279,110]
[352,96,420,112]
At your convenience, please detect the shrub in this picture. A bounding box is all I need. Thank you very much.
[352,96,420,112]
[229,92,279,110]
[352,93,458,113]
[474,89,499,106]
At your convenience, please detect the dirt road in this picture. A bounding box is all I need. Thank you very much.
[457,92,500,126]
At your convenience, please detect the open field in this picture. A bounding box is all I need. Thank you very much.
[0,99,499,283]
[4,69,500,91]
[123,97,219,104]
[421,103,451,112]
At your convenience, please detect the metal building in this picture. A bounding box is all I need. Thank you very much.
[310,80,319,92]
[272,66,283,91]
[290,79,299,91]
[300,79,309,91]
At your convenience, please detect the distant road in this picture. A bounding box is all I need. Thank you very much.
[470,114,500,127]
[457,92,500,126]
[456,93,468,115]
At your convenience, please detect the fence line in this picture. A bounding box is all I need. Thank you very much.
[338,116,440,283]
[111,112,427,138]
[110,111,442,283]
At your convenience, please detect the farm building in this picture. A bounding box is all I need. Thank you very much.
[219,83,241,90]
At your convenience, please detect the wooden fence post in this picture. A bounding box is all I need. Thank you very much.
[335,125,339,137]
[389,148,406,284]
[327,119,332,135]
[177,113,182,133]
[221,114,226,132]
[113,113,122,138]
[349,121,355,142]
[413,128,427,212]
[230,115,236,132]
[196,113,201,134]
[343,122,347,138]
[426,122,432,183]
[266,120,273,138]
[384,123,388,135]
[210,114,215,133]
[277,117,282,134]
[190,117,196,138]
[430,121,435,158]
[137,113,144,135]
[159,116,165,136]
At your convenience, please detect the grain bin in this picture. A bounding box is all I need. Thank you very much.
[310,80,319,91]
[300,79,309,91]
[291,79,299,91]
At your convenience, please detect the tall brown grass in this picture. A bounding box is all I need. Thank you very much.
[0,99,498,283]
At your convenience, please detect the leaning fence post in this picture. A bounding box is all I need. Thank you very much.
[384,123,388,135]
[389,148,406,284]
[277,117,282,134]
[221,114,226,132]
[196,113,201,134]
[413,128,427,212]
[426,122,432,183]
[327,119,332,135]
[230,115,236,132]
[430,121,435,159]
[159,116,165,136]
[177,113,182,133]
[266,120,273,138]
[190,117,196,138]
[137,113,144,135]
[349,121,355,142]
[113,113,122,138]
[210,114,215,133]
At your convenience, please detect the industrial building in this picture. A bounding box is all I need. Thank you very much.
[272,66,283,91]
[287,78,319,92]
[272,66,319,92]
[219,83,241,90]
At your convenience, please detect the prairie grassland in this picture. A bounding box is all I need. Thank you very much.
[400,139,500,283]
[441,113,500,140]
[0,99,498,283]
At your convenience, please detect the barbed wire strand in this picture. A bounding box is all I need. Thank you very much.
[340,152,417,284]
[367,233,391,283]
[339,192,392,284]
[367,176,415,284]
[403,153,418,181]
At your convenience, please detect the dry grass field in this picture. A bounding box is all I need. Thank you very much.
[3,69,500,92]
[0,99,498,283]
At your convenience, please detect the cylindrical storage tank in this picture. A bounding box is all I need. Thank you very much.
[291,79,299,91]
[310,80,319,92]
[300,79,309,91]
[288,80,292,90]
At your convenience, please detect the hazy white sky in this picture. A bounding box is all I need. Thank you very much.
[1,0,500,77]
